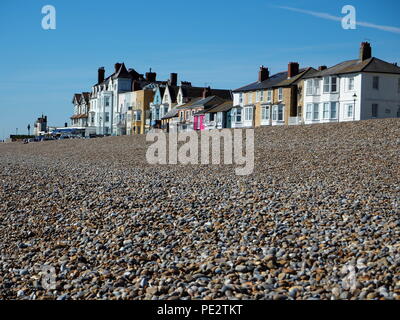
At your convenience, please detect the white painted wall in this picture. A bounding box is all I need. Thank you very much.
[302,72,400,124]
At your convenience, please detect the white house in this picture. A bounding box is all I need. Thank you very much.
[70,93,96,136]
[90,63,140,136]
[303,42,400,125]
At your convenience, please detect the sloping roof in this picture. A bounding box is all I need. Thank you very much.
[179,96,226,110]
[181,87,232,100]
[162,108,179,119]
[80,92,90,103]
[304,57,400,79]
[166,85,180,103]
[112,63,131,79]
[275,68,318,87]
[205,101,233,113]
[233,71,293,93]
[72,94,81,104]
[176,97,203,110]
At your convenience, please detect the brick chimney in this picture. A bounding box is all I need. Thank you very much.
[98,67,105,84]
[114,63,122,73]
[318,65,327,71]
[145,68,157,82]
[169,73,178,86]
[360,42,372,61]
[288,62,299,78]
[203,86,212,98]
[258,66,269,82]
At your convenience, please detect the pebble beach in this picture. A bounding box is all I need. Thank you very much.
[0,119,399,300]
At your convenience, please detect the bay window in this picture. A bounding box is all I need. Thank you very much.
[272,105,284,121]
[323,103,330,119]
[261,106,270,120]
[236,109,242,122]
[331,102,338,119]
[306,104,313,120]
[313,103,319,120]
[244,107,253,121]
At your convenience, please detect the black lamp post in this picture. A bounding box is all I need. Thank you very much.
[353,93,357,121]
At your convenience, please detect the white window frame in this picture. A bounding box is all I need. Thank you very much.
[278,105,284,121]
[348,77,355,91]
[278,88,283,101]
[239,93,243,104]
[306,104,313,120]
[331,77,338,93]
[272,105,278,121]
[267,90,272,102]
[260,90,264,102]
[244,107,253,121]
[346,104,354,118]
[261,105,270,121]
[313,103,320,120]
[323,103,330,119]
[323,77,330,93]
[331,102,338,119]
[248,93,253,104]
[306,80,313,96]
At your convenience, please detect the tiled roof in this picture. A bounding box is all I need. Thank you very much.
[303,57,400,79]
[162,108,179,119]
[205,101,233,113]
[233,71,292,93]
[181,87,232,100]
[275,68,318,87]
[112,63,132,79]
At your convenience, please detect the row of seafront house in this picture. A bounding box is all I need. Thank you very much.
[69,43,400,137]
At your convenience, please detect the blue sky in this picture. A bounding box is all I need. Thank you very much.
[0,0,399,139]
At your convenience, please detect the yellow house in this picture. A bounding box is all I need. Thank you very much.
[232,64,317,127]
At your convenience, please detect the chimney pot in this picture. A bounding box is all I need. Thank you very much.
[145,70,157,82]
[258,66,269,82]
[169,73,178,86]
[288,62,299,78]
[360,42,372,61]
[98,67,105,84]
[203,86,212,98]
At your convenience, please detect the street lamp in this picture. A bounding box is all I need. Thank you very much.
[353,93,357,121]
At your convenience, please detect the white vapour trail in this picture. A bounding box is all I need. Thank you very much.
[277,6,400,34]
